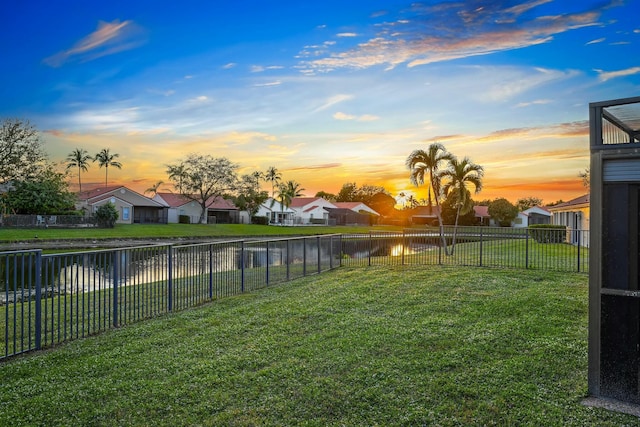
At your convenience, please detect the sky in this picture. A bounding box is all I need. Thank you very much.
[2,0,639,205]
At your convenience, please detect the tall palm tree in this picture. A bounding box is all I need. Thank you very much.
[276,180,304,223]
[265,166,282,200]
[406,143,453,253]
[93,148,122,188]
[65,148,92,194]
[440,156,484,254]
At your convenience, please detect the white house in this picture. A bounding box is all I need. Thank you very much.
[153,192,239,224]
[548,194,590,246]
[521,206,552,226]
[255,198,296,225]
[289,197,338,225]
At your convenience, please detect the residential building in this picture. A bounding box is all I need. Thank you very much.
[255,198,296,225]
[77,186,167,224]
[289,197,337,225]
[153,192,239,224]
[548,194,590,246]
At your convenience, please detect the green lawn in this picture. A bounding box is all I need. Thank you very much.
[0,223,401,243]
[0,265,631,426]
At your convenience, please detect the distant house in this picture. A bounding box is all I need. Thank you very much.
[522,206,552,226]
[153,192,239,224]
[77,186,167,224]
[333,202,380,217]
[255,198,296,225]
[473,206,491,226]
[325,208,377,226]
[547,194,590,246]
[289,197,337,225]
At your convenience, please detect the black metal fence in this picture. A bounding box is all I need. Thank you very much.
[341,227,589,272]
[1,235,342,360]
[2,227,588,361]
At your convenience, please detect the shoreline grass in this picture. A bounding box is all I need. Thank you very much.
[0,265,632,426]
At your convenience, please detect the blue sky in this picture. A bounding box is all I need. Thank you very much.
[2,0,639,203]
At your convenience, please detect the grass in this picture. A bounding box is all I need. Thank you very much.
[0,223,404,244]
[0,265,633,426]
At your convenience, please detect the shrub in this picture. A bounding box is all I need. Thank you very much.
[252,216,269,225]
[94,203,118,228]
[529,224,566,243]
[178,215,190,224]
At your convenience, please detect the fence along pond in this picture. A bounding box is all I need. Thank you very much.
[2,228,587,360]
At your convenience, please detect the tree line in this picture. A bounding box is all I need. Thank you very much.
[0,118,583,224]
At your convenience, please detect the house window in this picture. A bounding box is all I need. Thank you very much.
[122,207,130,221]
[514,218,522,225]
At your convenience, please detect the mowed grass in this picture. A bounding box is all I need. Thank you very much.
[0,265,632,426]
[0,223,399,243]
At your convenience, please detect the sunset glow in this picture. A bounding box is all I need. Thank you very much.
[3,1,638,204]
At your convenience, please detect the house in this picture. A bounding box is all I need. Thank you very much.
[77,186,167,224]
[325,208,376,226]
[255,198,296,225]
[289,197,338,225]
[473,206,491,226]
[547,194,590,246]
[153,192,239,224]
[522,206,552,226]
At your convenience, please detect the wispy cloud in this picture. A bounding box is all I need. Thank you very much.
[43,19,145,67]
[251,65,285,73]
[516,99,552,107]
[333,112,380,121]
[299,2,613,73]
[222,63,237,69]
[253,81,282,87]
[586,37,605,45]
[337,32,358,37]
[596,66,640,81]
[313,94,353,112]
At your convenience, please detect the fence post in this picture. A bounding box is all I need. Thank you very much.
[402,231,406,266]
[241,241,245,292]
[317,236,322,274]
[479,228,483,267]
[577,230,581,273]
[303,238,307,276]
[286,239,290,280]
[167,245,173,312]
[266,241,270,286]
[329,235,333,269]
[208,244,214,299]
[112,250,120,327]
[368,232,372,266]
[525,228,530,269]
[34,251,42,351]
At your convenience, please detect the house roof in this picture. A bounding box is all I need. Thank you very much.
[290,197,322,208]
[80,186,163,207]
[547,194,590,210]
[473,205,490,217]
[334,202,361,209]
[156,192,237,210]
[410,205,441,217]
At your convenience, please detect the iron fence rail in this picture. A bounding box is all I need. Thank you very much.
[1,235,341,360]
[2,228,587,361]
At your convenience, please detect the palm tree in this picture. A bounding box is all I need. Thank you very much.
[406,143,453,253]
[93,148,122,188]
[144,180,164,197]
[65,148,92,194]
[276,180,304,223]
[166,163,187,192]
[440,156,484,254]
[265,166,282,200]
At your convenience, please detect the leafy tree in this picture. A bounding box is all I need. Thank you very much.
[315,191,337,202]
[2,168,76,215]
[368,192,397,217]
[235,172,269,220]
[441,156,484,254]
[441,192,477,226]
[336,182,358,202]
[65,148,92,194]
[264,166,282,199]
[94,202,119,228]
[406,143,454,253]
[166,154,239,224]
[93,148,122,188]
[516,196,543,211]
[488,198,519,227]
[0,118,48,183]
